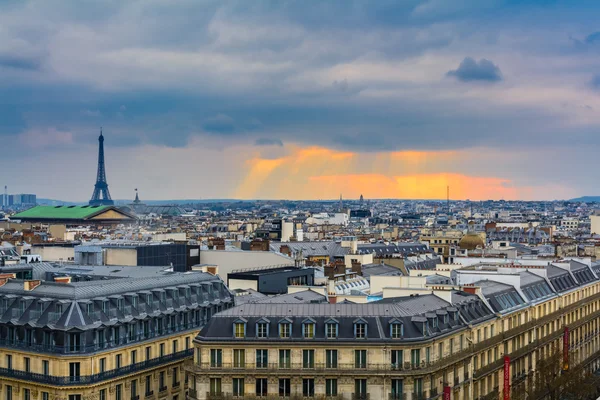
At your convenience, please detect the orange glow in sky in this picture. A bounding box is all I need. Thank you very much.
[235,145,522,200]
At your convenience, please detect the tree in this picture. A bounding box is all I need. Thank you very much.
[511,346,600,400]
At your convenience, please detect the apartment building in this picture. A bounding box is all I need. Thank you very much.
[186,294,496,400]
[186,259,600,400]
[0,262,233,400]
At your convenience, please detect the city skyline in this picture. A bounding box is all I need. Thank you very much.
[2,1,600,201]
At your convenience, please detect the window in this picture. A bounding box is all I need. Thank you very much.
[131,350,137,364]
[172,340,178,353]
[116,354,122,369]
[233,322,246,338]
[256,378,268,397]
[411,349,421,367]
[145,375,152,395]
[326,321,338,338]
[172,367,179,387]
[303,349,314,368]
[279,322,291,338]
[256,349,268,368]
[43,393,50,400]
[68,396,81,400]
[69,362,80,383]
[24,357,30,373]
[326,379,338,396]
[326,349,338,368]
[146,346,151,361]
[355,321,367,339]
[131,379,137,399]
[6,386,11,400]
[391,379,403,399]
[256,322,268,338]
[279,379,291,396]
[233,349,245,368]
[414,378,423,397]
[355,350,367,368]
[185,337,190,349]
[355,379,367,397]
[233,378,244,397]
[159,343,165,357]
[5,355,11,369]
[279,349,291,369]
[23,389,30,400]
[303,379,315,397]
[116,385,122,400]
[303,319,315,338]
[391,350,403,369]
[210,349,222,367]
[391,323,404,339]
[210,378,221,396]
[159,372,165,390]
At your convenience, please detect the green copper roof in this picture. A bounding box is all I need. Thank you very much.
[12,205,111,220]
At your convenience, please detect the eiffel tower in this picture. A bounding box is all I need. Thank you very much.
[89,128,115,206]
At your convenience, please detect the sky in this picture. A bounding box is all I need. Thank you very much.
[2,0,600,201]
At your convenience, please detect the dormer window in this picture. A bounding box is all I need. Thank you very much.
[325,319,339,339]
[390,319,404,339]
[86,303,93,314]
[117,298,124,310]
[431,317,437,328]
[102,301,108,313]
[302,318,316,339]
[256,319,269,338]
[146,294,153,306]
[279,319,292,338]
[444,314,449,324]
[56,304,63,314]
[131,296,138,309]
[233,318,247,338]
[354,318,368,339]
[423,322,429,336]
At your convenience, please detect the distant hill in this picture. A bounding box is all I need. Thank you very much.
[570,196,600,203]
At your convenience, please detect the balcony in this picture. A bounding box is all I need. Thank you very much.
[185,361,445,377]
[204,395,341,400]
[0,349,192,385]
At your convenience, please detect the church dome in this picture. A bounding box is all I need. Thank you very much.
[459,233,484,250]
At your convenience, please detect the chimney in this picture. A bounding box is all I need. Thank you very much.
[280,245,291,257]
[324,265,335,280]
[24,280,41,291]
[351,260,362,276]
[54,276,72,284]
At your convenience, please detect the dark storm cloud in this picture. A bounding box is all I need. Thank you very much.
[446,57,503,82]
[1,0,600,158]
[255,138,283,147]
[585,32,600,44]
[202,114,236,134]
[0,54,41,71]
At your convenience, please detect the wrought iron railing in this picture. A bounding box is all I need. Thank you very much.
[0,349,192,385]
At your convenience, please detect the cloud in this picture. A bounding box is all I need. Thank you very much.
[0,54,41,71]
[585,32,600,44]
[18,128,74,148]
[255,138,283,147]
[592,74,600,89]
[446,57,503,82]
[82,109,101,117]
[202,113,235,134]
